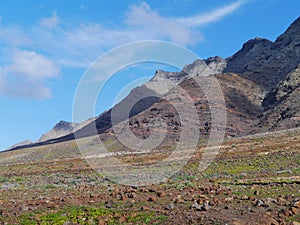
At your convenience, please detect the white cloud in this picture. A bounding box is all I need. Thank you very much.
[39,11,59,28]
[8,50,59,80]
[31,1,243,67]
[125,2,200,45]
[0,23,30,46]
[0,1,245,99]
[0,50,59,99]
[177,0,244,27]
[0,1,244,67]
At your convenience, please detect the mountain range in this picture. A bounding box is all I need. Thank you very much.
[8,16,300,151]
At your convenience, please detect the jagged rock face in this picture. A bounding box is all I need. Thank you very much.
[256,87,300,131]
[73,57,228,140]
[205,56,227,73]
[151,56,227,84]
[226,17,300,93]
[274,65,300,101]
[263,64,300,108]
[109,72,264,147]
[274,16,300,54]
[182,57,226,77]
[258,64,300,130]
[150,70,187,83]
[225,37,290,92]
[225,38,273,76]
[119,17,300,138]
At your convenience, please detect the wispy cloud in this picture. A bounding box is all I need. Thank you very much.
[39,11,59,28]
[177,0,244,27]
[0,23,30,46]
[125,2,201,45]
[0,1,245,99]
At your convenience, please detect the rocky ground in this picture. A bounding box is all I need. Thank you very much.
[0,129,300,224]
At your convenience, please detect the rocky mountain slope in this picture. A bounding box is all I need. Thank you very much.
[38,121,80,143]
[38,119,95,142]
[9,16,300,151]
[6,140,33,151]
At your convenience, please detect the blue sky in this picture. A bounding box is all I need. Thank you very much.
[0,0,299,150]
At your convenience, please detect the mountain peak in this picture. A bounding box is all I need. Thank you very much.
[54,120,74,129]
[182,57,226,77]
[240,37,273,54]
[274,16,300,46]
[286,16,300,31]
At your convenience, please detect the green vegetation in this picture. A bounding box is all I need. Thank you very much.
[203,152,300,180]
[0,176,8,183]
[19,206,168,225]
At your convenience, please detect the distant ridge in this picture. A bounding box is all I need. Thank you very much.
[9,16,300,151]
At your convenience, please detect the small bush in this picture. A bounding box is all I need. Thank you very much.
[0,176,8,183]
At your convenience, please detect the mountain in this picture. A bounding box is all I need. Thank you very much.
[7,140,33,150]
[6,119,94,151]
[9,16,300,151]
[38,120,80,142]
[38,119,95,142]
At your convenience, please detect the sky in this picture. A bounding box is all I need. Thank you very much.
[0,0,299,150]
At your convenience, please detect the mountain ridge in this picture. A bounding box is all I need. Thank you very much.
[8,16,300,151]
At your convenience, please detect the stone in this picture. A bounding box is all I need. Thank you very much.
[148,196,156,202]
[253,190,259,195]
[21,206,29,212]
[277,197,286,205]
[291,207,299,215]
[128,199,135,205]
[208,201,215,206]
[196,199,203,204]
[249,196,256,201]
[254,200,268,207]
[141,206,150,211]
[174,195,184,203]
[105,200,113,208]
[191,201,201,211]
[118,216,126,223]
[241,195,249,200]
[266,198,277,204]
[199,194,209,199]
[200,201,210,211]
[89,193,95,198]
[280,208,290,217]
[269,219,279,225]
[231,219,244,225]
[128,192,136,199]
[165,203,174,210]
[157,191,166,197]
[225,197,233,203]
[120,195,127,201]
[293,201,300,208]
